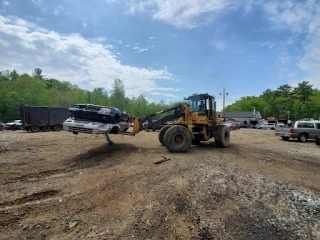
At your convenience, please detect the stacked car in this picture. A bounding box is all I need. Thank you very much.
[63,104,131,136]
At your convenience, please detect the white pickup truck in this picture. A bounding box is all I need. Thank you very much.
[275,120,320,142]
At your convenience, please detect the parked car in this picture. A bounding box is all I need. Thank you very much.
[224,122,237,130]
[260,123,276,130]
[0,121,4,131]
[275,120,320,142]
[5,120,23,130]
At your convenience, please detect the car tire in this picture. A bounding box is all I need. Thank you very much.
[298,133,307,142]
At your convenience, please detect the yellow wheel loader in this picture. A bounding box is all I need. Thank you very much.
[133,93,230,152]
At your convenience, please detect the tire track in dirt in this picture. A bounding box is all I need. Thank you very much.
[0,189,59,207]
[3,169,70,184]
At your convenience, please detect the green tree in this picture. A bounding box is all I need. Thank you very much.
[294,81,313,103]
[33,68,43,79]
[9,70,20,81]
[110,79,126,110]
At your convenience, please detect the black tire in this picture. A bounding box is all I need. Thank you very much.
[281,136,290,141]
[52,125,61,131]
[30,125,40,132]
[298,133,307,142]
[215,125,230,148]
[42,126,51,132]
[11,124,17,131]
[316,136,320,146]
[164,125,192,152]
[158,125,172,146]
[0,125,3,131]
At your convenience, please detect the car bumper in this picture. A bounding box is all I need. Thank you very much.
[275,133,292,137]
[63,119,130,134]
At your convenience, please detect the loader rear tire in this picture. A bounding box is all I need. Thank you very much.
[215,125,230,148]
[158,125,172,146]
[164,125,192,152]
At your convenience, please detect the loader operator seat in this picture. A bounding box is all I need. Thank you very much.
[198,100,206,115]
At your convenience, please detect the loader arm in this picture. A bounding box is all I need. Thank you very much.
[132,104,186,135]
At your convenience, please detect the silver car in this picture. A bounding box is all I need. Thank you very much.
[63,118,130,135]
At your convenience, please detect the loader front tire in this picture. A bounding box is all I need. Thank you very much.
[164,125,192,152]
[215,125,230,148]
[158,125,172,146]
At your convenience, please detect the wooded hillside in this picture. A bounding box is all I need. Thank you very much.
[0,69,173,122]
[225,82,320,120]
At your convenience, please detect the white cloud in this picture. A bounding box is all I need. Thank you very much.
[133,45,148,53]
[3,1,9,6]
[113,39,123,44]
[0,39,8,47]
[0,16,178,99]
[53,5,63,16]
[31,0,42,6]
[214,41,226,50]
[261,0,320,89]
[125,44,130,47]
[127,0,231,29]
[147,92,179,99]
[149,36,155,40]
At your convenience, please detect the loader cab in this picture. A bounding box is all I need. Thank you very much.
[187,94,216,120]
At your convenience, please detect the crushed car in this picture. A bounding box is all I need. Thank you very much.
[63,104,131,144]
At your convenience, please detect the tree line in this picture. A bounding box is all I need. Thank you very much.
[0,68,173,122]
[225,82,320,120]
[1,68,319,122]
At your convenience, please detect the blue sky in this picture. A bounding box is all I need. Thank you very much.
[0,0,319,110]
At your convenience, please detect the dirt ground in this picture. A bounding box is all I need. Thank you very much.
[0,128,319,240]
